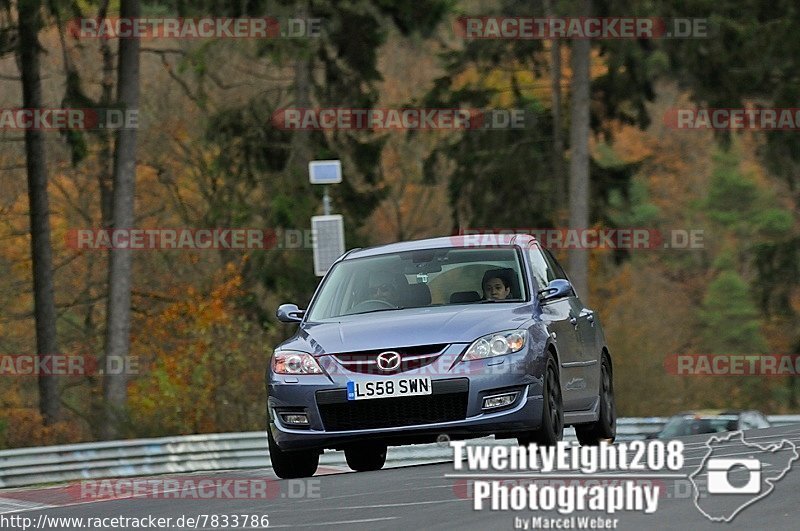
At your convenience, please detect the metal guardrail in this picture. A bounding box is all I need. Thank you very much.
[1,416,798,488]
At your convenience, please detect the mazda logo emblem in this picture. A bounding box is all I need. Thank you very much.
[376,351,401,371]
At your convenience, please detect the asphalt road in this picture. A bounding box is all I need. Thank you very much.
[2,424,800,530]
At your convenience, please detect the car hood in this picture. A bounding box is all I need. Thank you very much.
[280,303,534,354]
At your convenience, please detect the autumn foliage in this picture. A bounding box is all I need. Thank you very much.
[125,263,265,436]
[2,4,799,449]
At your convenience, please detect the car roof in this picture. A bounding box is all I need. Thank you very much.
[343,233,538,260]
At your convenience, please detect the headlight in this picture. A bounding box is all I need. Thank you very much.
[272,351,323,374]
[462,330,527,361]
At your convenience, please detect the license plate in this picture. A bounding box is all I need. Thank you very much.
[346,377,432,401]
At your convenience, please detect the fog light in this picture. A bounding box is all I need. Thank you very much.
[281,413,309,425]
[482,392,518,410]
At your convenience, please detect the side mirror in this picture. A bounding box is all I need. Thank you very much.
[276,303,305,323]
[537,279,573,302]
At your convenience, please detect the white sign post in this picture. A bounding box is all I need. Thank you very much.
[309,160,344,276]
[311,215,345,277]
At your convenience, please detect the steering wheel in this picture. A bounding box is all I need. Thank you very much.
[352,299,395,312]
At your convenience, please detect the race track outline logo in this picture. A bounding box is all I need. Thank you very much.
[689,431,799,522]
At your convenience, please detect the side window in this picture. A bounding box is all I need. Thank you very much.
[543,249,568,281]
[744,413,769,429]
[527,247,551,291]
[738,414,754,430]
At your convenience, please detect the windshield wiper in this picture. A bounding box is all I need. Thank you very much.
[478,298,525,303]
[346,306,406,316]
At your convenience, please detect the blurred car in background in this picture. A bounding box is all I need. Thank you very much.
[647,410,771,439]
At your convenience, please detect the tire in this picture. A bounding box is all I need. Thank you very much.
[268,429,320,479]
[575,353,616,446]
[345,443,387,472]
[518,355,564,446]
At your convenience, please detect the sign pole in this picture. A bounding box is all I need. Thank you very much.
[309,160,344,276]
[323,186,331,216]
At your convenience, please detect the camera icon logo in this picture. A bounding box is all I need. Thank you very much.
[691,431,799,522]
[706,458,761,494]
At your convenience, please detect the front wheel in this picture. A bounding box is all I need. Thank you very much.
[518,355,563,446]
[268,429,320,479]
[575,353,616,445]
[345,443,387,472]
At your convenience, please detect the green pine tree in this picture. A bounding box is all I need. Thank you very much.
[699,269,767,355]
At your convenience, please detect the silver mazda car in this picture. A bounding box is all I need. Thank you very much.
[267,234,615,478]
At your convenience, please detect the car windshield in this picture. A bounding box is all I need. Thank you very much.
[659,415,738,437]
[306,247,527,320]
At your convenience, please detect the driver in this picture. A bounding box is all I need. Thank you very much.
[366,271,401,306]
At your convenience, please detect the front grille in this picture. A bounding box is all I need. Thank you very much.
[316,378,469,431]
[331,344,447,375]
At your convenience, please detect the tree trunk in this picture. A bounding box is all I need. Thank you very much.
[102,0,140,440]
[544,0,565,220]
[98,0,115,228]
[290,0,312,176]
[18,0,60,425]
[568,0,592,302]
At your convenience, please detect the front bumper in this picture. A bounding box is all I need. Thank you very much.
[268,348,545,451]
